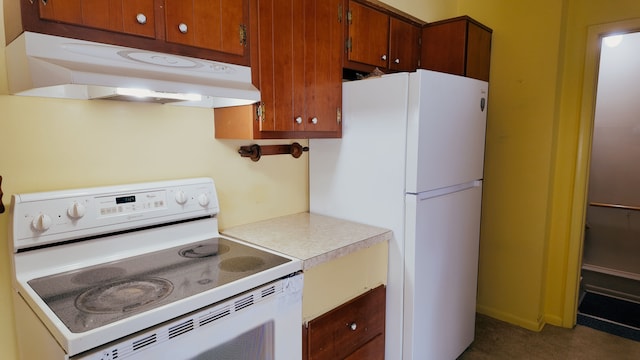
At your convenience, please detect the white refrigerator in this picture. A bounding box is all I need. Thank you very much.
[309,69,488,360]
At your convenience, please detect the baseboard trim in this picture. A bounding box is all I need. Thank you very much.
[476,305,545,331]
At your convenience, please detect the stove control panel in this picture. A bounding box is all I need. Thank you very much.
[10,178,219,252]
[96,189,168,218]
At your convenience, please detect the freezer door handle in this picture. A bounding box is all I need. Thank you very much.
[415,180,482,201]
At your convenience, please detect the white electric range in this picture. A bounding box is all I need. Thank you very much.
[8,178,303,359]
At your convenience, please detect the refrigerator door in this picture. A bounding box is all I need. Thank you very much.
[406,70,488,194]
[403,181,482,360]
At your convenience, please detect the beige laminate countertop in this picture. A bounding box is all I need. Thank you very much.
[221,212,391,270]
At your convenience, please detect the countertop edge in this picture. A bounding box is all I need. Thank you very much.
[301,230,392,270]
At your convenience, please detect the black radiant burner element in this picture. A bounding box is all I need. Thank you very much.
[219,256,266,273]
[75,278,174,314]
[180,243,230,258]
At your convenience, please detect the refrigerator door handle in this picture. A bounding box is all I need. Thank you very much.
[415,180,482,201]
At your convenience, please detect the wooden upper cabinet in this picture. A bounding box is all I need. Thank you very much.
[38,0,156,38]
[345,0,421,73]
[218,0,342,139]
[421,16,492,81]
[15,0,250,66]
[388,17,420,72]
[346,0,389,69]
[165,0,246,56]
[303,0,343,134]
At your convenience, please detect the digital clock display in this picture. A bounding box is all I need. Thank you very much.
[115,195,136,204]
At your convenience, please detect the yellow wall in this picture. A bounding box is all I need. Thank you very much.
[0,1,308,358]
[453,0,640,331]
[455,0,567,330]
[545,0,640,327]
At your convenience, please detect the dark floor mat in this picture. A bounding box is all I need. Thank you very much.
[577,291,640,342]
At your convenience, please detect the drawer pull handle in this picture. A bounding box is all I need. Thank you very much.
[349,322,357,331]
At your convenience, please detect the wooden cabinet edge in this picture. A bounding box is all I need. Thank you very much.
[214,104,342,140]
[425,15,492,33]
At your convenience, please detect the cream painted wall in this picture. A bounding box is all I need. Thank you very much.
[0,1,308,358]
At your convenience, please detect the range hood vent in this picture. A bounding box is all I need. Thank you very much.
[5,32,261,108]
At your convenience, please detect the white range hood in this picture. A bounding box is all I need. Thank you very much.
[5,32,261,108]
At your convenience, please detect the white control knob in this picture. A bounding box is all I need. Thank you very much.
[32,214,52,232]
[198,193,210,207]
[136,13,147,24]
[67,202,86,219]
[175,190,188,205]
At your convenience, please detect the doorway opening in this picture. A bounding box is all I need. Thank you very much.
[576,30,640,342]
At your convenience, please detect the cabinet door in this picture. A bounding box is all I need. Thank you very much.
[344,334,385,360]
[256,0,342,135]
[38,0,155,38]
[421,18,467,77]
[388,17,420,72]
[421,16,492,81]
[303,0,343,133]
[38,0,82,24]
[346,0,389,69]
[306,286,385,360]
[165,0,246,56]
[255,0,304,132]
[466,21,492,82]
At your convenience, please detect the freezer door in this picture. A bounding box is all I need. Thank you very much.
[406,70,488,194]
[403,181,482,360]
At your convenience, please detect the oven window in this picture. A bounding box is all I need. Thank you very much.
[190,321,274,360]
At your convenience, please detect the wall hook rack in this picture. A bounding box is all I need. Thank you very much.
[238,142,309,162]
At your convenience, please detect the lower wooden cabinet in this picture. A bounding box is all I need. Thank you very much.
[304,285,386,360]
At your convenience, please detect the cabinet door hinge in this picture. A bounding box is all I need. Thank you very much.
[256,103,265,122]
[239,24,247,47]
[345,37,352,52]
[338,3,343,23]
[347,9,352,24]
[337,108,342,124]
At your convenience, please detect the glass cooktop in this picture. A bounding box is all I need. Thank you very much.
[27,237,290,333]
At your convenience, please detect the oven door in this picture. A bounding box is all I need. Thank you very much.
[74,274,303,360]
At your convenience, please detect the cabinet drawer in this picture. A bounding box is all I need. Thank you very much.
[307,285,385,360]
